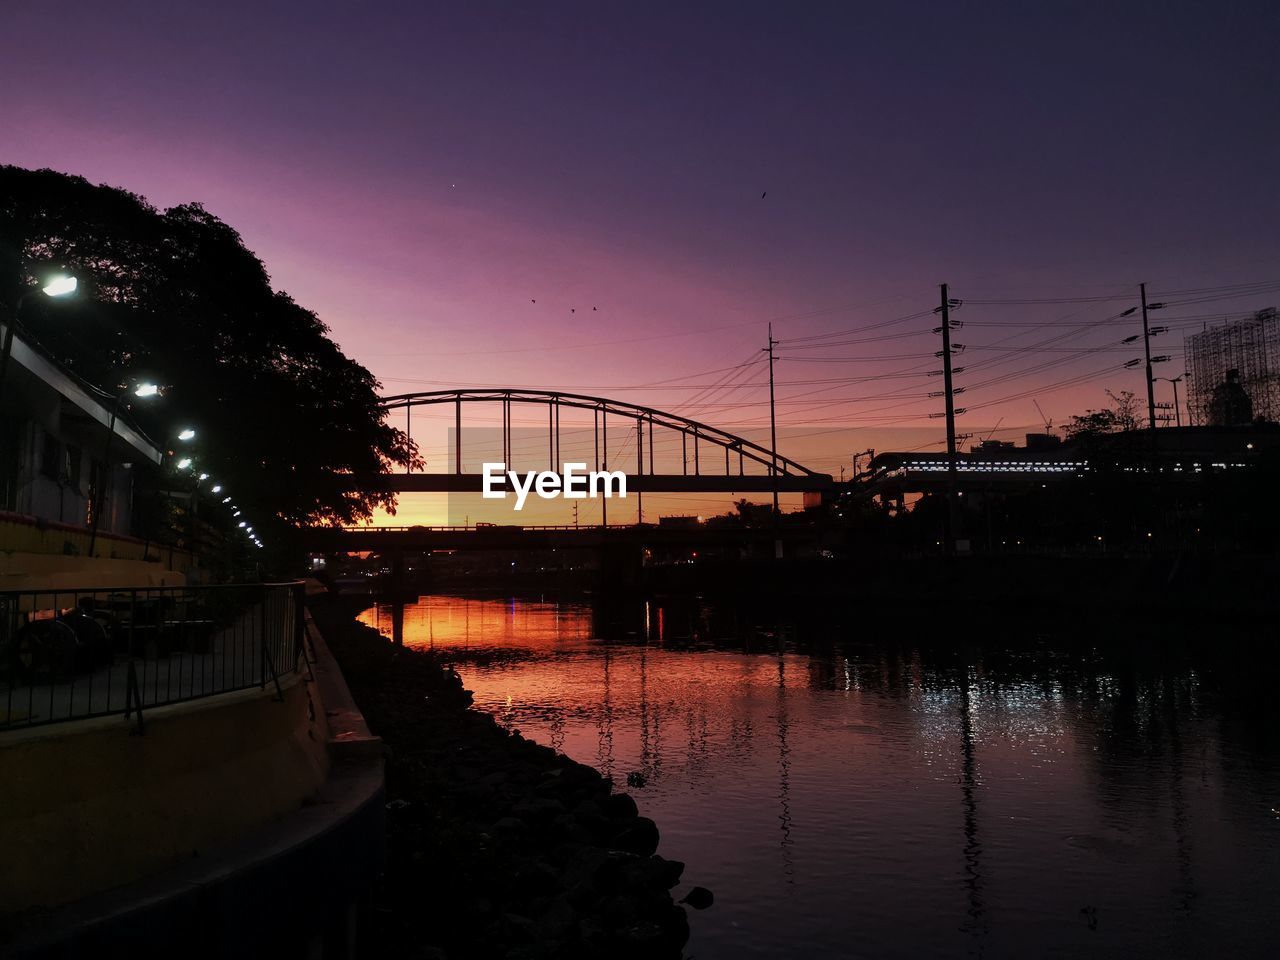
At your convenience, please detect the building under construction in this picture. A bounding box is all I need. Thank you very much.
[1185,308,1280,425]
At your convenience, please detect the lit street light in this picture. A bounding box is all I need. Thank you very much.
[41,275,78,298]
[177,428,196,441]
[0,271,80,409]
[176,457,192,470]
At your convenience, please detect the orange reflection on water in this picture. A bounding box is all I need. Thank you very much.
[358,594,592,655]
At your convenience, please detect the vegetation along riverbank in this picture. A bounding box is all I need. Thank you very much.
[308,595,705,960]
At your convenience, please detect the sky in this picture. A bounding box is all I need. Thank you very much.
[3,1,1278,523]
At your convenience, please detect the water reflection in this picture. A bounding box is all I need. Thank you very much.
[358,595,1280,960]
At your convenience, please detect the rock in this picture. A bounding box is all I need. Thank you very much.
[551,812,594,844]
[512,797,567,822]
[620,921,664,946]
[592,850,641,895]
[622,856,684,890]
[534,895,577,939]
[603,793,639,820]
[611,816,660,856]
[602,893,646,929]
[679,886,714,910]
[491,816,526,834]
[503,912,534,932]
[661,905,691,948]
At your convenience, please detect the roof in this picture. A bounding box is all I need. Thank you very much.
[1,321,163,465]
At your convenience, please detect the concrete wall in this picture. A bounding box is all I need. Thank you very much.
[0,551,187,595]
[0,511,197,591]
[0,672,330,914]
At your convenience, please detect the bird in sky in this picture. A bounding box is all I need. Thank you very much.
[761,191,767,199]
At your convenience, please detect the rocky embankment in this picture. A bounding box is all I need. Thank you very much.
[309,597,701,960]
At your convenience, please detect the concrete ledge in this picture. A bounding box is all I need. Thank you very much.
[305,606,384,764]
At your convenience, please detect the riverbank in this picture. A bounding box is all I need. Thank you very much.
[307,595,698,960]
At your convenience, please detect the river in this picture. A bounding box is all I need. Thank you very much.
[358,593,1279,959]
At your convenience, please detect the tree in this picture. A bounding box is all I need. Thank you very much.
[0,166,419,531]
[1063,389,1142,439]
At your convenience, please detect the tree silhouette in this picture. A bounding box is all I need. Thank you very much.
[0,166,419,530]
[1063,389,1142,439]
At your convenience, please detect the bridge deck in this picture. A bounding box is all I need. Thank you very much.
[355,472,834,494]
[304,523,821,551]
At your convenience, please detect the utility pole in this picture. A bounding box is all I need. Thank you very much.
[1140,282,1157,430]
[765,322,779,516]
[939,283,959,556]
[636,420,643,524]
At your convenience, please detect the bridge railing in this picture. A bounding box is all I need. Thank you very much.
[0,581,305,732]
[335,523,636,533]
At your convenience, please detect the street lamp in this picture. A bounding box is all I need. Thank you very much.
[177,428,196,441]
[0,271,80,409]
[41,275,78,297]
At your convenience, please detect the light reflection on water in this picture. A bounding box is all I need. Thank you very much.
[358,595,1280,959]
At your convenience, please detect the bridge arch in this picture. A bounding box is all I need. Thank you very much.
[380,389,828,486]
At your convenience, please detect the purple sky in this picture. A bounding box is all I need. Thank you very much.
[3,1,1278,520]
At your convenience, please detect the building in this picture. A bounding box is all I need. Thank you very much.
[0,323,186,589]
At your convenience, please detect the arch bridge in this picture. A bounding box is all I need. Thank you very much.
[356,389,835,495]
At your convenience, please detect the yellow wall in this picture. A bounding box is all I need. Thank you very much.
[0,514,196,572]
[0,674,329,913]
[0,552,190,594]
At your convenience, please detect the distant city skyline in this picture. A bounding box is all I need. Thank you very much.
[3,0,1277,523]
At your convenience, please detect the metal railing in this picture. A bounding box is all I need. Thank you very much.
[0,581,305,732]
